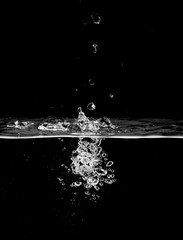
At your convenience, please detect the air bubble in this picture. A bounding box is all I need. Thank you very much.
[85,191,90,195]
[71,181,82,187]
[87,102,96,111]
[92,43,99,53]
[106,161,114,167]
[94,185,100,191]
[91,12,101,25]
[109,93,114,98]
[89,78,95,86]
[102,152,107,158]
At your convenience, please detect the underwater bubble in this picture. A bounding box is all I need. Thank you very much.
[104,179,113,184]
[89,78,95,86]
[95,168,107,176]
[92,43,99,53]
[91,12,101,25]
[102,152,107,158]
[94,185,100,191]
[87,102,96,111]
[107,174,115,179]
[107,169,115,173]
[106,161,114,167]
[109,93,114,98]
[71,181,82,187]
[100,177,104,181]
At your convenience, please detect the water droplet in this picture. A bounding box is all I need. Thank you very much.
[87,102,96,111]
[89,78,95,86]
[92,43,99,53]
[91,12,101,25]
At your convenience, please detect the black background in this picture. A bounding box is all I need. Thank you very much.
[0,1,182,118]
[0,138,180,238]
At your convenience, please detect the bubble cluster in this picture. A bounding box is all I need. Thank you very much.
[70,137,116,196]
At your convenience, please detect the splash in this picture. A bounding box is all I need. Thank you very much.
[92,43,99,53]
[77,107,117,133]
[38,119,70,131]
[70,107,116,199]
[7,120,34,129]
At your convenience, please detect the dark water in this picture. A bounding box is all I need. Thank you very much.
[0,137,180,238]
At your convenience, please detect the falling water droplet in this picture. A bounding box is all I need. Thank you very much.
[89,79,95,86]
[92,43,99,54]
[91,12,101,25]
[87,102,96,111]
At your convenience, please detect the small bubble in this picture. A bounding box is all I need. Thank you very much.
[106,161,114,167]
[85,191,90,196]
[91,12,101,25]
[87,102,96,111]
[89,78,95,86]
[109,93,114,98]
[92,43,99,53]
[102,152,107,158]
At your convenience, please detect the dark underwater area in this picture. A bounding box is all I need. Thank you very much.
[0,0,182,238]
[0,138,181,238]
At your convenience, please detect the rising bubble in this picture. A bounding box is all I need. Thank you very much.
[109,93,114,98]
